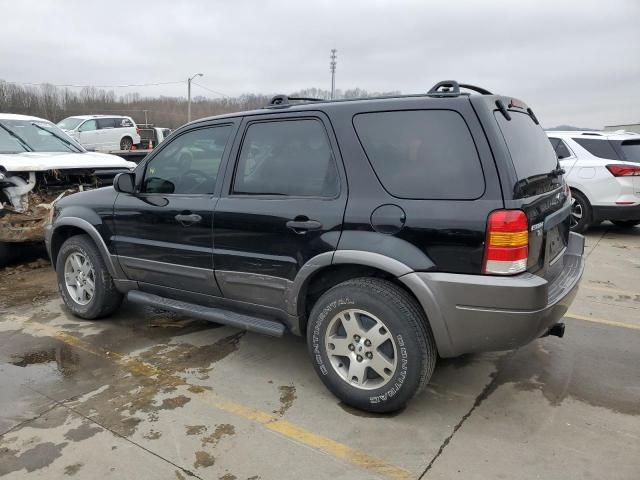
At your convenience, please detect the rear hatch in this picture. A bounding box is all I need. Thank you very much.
[493,100,570,280]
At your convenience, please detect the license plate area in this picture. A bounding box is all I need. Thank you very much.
[546,226,567,266]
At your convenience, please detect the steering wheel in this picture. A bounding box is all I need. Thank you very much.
[179,169,213,193]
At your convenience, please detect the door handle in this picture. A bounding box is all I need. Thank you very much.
[175,213,202,225]
[286,219,322,233]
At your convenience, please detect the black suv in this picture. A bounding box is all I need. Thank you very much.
[45,81,584,412]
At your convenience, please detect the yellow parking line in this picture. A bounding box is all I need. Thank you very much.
[21,321,413,480]
[581,285,640,297]
[565,313,640,331]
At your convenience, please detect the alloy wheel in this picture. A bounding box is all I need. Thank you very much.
[64,252,96,306]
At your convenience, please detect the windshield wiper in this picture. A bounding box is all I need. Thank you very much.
[0,122,33,152]
[31,122,83,153]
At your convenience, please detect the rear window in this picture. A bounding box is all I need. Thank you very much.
[617,140,640,163]
[495,111,558,180]
[353,110,484,199]
[572,138,619,160]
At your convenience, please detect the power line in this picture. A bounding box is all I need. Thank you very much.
[192,82,228,98]
[2,80,185,88]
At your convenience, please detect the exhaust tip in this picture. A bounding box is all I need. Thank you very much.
[547,322,565,338]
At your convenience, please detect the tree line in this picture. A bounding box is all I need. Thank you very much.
[0,81,400,129]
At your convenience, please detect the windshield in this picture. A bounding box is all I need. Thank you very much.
[57,117,84,130]
[0,119,85,154]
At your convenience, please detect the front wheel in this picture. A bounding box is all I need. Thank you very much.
[307,278,437,413]
[56,234,122,319]
[612,220,639,229]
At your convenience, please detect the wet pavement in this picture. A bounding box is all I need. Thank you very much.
[1,225,639,479]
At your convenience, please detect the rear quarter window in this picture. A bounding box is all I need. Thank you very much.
[353,110,485,199]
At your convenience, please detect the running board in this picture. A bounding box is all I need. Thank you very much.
[126,290,286,337]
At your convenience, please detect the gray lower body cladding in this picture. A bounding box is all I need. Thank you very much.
[401,232,585,358]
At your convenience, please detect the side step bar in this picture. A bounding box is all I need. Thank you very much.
[127,290,286,337]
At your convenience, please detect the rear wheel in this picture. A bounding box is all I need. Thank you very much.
[56,235,122,319]
[120,136,133,150]
[612,220,640,229]
[570,190,591,233]
[307,277,437,413]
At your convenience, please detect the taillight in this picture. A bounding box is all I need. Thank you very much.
[483,210,529,275]
[136,127,140,135]
[606,164,640,177]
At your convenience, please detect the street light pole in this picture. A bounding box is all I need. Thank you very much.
[187,73,204,123]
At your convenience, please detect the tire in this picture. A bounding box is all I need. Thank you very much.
[307,277,437,413]
[612,220,640,229]
[570,190,592,233]
[56,234,122,319]
[120,136,133,150]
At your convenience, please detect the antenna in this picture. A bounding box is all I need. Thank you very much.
[330,49,337,100]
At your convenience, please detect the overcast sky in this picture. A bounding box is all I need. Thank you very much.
[1,0,638,128]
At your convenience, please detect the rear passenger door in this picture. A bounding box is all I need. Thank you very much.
[96,118,116,150]
[214,113,347,310]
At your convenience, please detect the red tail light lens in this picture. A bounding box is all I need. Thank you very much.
[483,210,529,275]
[136,127,141,135]
[606,164,640,177]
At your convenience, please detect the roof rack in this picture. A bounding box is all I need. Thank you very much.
[267,95,324,108]
[427,80,493,97]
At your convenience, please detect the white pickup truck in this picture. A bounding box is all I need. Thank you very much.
[0,113,135,266]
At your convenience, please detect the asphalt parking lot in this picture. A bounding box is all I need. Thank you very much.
[1,225,639,480]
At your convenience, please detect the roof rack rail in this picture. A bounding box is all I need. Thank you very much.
[267,95,324,108]
[427,80,493,97]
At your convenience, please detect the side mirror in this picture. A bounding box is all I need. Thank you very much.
[114,172,135,193]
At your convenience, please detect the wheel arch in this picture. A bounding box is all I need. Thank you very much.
[50,217,121,278]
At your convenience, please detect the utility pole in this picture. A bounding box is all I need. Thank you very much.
[187,73,203,122]
[330,49,337,100]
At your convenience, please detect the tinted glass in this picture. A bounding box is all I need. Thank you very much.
[617,140,640,163]
[142,126,231,195]
[548,137,560,150]
[97,118,116,129]
[552,138,572,159]
[354,110,484,199]
[234,119,339,197]
[573,138,619,160]
[495,111,558,180]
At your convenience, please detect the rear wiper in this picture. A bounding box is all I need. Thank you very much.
[31,122,83,153]
[549,165,565,178]
[0,122,33,152]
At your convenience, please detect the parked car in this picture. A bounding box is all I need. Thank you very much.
[57,115,141,151]
[0,113,136,266]
[46,81,584,413]
[547,130,640,232]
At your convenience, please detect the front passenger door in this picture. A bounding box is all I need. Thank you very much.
[112,123,236,296]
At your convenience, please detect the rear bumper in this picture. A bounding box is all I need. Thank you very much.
[593,204,640,222]
[400,232,585,357]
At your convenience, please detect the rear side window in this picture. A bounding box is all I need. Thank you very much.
[618,140,640,163]
[233,119,339,197]
[495,112,558,180]
[97,118,115,129]
[118,118,134,128]
[354,110,484,199]
[573,138,619,160]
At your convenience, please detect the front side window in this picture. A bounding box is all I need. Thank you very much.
[354,110,484,199]
[57,117,83,130]
[79,120,97,132]
[233,119,339,197]
[142,125,232,195]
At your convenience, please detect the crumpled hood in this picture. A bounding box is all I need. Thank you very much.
[0,151,135,172]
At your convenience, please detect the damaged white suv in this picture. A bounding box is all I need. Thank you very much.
[0,113,135,266]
